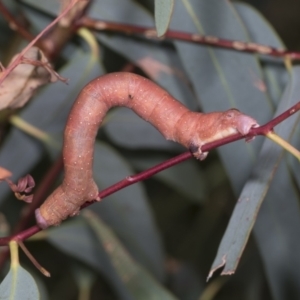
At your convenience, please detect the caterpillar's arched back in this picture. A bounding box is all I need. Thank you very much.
[35,72,258,228]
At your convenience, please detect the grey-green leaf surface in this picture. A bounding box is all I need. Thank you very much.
[171,0,273,192]
[209,66,300,299]
[46,218,134,300]
[127,153,207,203]
[91,141,165,281]
[103,108,181,150]
[83,210,178,300]
[0,265,39,300]
[155,0,174,37]
[71,263,96,296]
[233,2,287,105]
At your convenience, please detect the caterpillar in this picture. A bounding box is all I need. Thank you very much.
[35,72,258,228]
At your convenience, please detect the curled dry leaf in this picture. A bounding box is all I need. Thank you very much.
[0,47,65,110]
[5,174,35,203]
[21,49,68,83]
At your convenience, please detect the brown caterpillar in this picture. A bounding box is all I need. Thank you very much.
[35,72,258,228]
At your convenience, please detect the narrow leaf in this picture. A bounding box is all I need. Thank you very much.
[127,153,207,202]
[0,242,39,300]
[92,141,165,281]
[171,0,273,192]
[209,67,300,285]
[83,210,178,300]
[234,2,287,105]
[46,218,134,300]
[155,0,174,37]
[103,108,180,150]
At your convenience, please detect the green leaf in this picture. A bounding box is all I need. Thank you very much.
[171,0,273,192]
[71,264,96,300]
[155,0,174,37]
[46,218,134,300]
[92,141,165,281]
[209,66,300,291]
[103,108,181,150]
[127,153,208,203]
[83,210,178,300]
[0,266,40,300]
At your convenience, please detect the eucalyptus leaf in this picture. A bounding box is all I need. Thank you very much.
[127,153,207,203]
[0,265,40,300]
[234,2,288,105]
[71,263,96,293]
[91,141,165,281]
[155,0,174,37]
[170,0,273,193]
[210,67,300,299]
[46,218,134,300]
[84,210,178,300]
[103,108,181,150]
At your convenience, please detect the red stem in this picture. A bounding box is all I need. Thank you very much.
[84,152,192,204]
[0,103,299,248]
[78,17,300,60]
[259,101,300,133]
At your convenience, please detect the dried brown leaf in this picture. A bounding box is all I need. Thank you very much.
[0,47,61,110]
[5,174,35,203]
[14,193,34,203]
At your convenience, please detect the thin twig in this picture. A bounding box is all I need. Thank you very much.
[18,241,50,277]
[0,101,299,246]
[78,17,300,60]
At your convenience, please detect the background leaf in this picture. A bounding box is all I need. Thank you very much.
[83,210,178,300]
[46,218,134,300]
[154,0,174,37]
[210,67,300,298]
[91,141,165,281]
[171,0,273,192]
[233,2,288,105]
[0,265,39,299]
